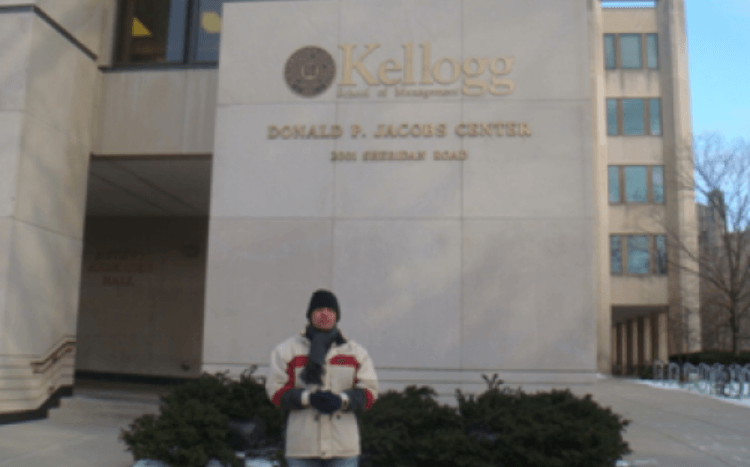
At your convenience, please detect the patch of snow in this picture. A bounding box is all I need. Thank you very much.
[633,379,750,408]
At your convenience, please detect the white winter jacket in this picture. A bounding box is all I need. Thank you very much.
[265,329,378,459]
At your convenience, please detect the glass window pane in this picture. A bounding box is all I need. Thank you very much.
[604,34,616,69]
[622,99,645,135]
[652,166,664,203]
[123,0,188,63]
[620,34,642,69]
[607,99,619,136]
[647,34,658,69]
[649,98,662,135]
[611,236,622,274]
[625,166,648,203]
[656,235,667,274]
[627,236,650,274]
[609,166,620,203]
[194,0,229,62]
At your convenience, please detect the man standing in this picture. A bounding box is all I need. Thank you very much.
[266,290,378,467]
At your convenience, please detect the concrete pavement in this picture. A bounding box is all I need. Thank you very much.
[1,377,749,467]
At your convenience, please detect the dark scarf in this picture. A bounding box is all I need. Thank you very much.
[300,324,346,385]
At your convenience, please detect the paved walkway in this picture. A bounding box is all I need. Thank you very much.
[0,377,749,467]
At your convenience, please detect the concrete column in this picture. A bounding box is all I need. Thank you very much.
[643,315,653,363]
[611,325,618,370]
[658,312,669,362]
[619,322,628,374]
[0,2,101,418]
[588,0,611,375]
[630,319,639,372]
[658,0,701,355]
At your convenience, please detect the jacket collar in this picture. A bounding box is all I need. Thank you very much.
[299,326,347,346]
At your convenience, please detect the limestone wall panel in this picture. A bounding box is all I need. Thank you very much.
[202,218,333,366]
[333,101,462,218]
[36,0,105,56]
[2,219,82,356]
[611,276,669,306]
[218,1,339,105]
[99,71,187,155]
[14,116,88,239]
[605,70,661,98]
[0,12,33,112]
[602,9,657,33]
[461,219,596,370]
[462,100,591,219]
[182,70,218,154]
[464,0,590,101]
[211,104,337,218]
[607,137,663,164]
[0,112,23,218]
[332,219,462,369]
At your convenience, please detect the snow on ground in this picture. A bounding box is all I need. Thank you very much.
[632,378,750,408]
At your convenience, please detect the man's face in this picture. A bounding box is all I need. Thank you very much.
[311,307,337,331]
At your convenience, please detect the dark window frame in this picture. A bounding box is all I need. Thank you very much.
[604,33,659,70]
[608,165,666,206]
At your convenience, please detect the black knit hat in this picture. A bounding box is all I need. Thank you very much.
[307,289,340,321]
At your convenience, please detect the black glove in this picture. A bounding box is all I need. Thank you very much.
[309,390,342,414]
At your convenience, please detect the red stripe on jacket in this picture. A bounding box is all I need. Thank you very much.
[329,354,374,409]
[272,355,308,407]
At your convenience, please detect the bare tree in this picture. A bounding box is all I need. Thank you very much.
[652,133,750,356]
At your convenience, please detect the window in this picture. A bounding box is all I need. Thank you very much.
[646,34,659,69]
[604,34,616,69]
[610,235,669,276]
[603,33,659,70]
[608,166,621,203]
[620,34,642,69]
[627,236,650,274]
[608,166,665,204]
[655,235,667,274]
[624,166,648,203]
[116,0,242,65]
[611,235,623,274]
[649,98,662,135]
[652,166,664,203]
[622,99,645,135]
[606,99,662,136]
[607,99,618,136]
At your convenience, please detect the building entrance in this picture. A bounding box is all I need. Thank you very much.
[75,157,211,380]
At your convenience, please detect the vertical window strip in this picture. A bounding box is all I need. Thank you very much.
[611,235,623,274]
[609,166,621,203]
[607,99,619,136]
[625,166,648,203]
[627,235,650,274]
[604,34,616,69]
[647,34,659,69]
[649,99,662,135]
[622,99,645,135]
[652,166,664,203]
[620,34,642,69]
[656,235,668,274]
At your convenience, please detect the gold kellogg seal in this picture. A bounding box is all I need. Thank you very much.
[284,46,336,97]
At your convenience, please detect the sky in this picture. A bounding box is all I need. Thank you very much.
[683,0,749,144]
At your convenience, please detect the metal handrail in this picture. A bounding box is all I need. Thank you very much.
[29,336,76,374]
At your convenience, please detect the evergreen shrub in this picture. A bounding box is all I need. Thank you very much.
[120,368,284,467]
[121,372,631,467]
[359,383,631,467]
[457,386,631,467]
